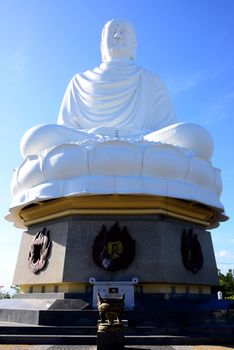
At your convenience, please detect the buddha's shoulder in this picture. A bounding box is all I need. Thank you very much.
[66,69,94,85]
[138,67,167,87]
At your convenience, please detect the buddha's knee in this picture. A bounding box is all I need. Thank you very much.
[145,123,214,160]
[170,123,214,160]
[20,124,73,158]
[20,124,100,158]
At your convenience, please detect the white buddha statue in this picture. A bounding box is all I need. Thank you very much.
[20,19,213,160]
[7,19,225,227]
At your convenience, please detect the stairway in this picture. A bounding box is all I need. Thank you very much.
[0,296,234,345]
[0,312,234,346]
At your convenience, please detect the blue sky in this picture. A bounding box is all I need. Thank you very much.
[0,0,234,289]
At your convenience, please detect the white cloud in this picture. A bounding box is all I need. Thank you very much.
[166,72,203,96]
[165,63,233,125]
[165,64,229,97]
[216,250,234,259]
[203,90,234,124]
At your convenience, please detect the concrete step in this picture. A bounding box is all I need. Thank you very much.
[0,323,234,340]
[0,324,97,335]
[1,300,234,327]
[125,335,234,346]
[0,333,234,346]
[0,322,234,335]
[0,334,96,345]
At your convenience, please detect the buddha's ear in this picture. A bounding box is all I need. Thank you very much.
[100,20,110,63]
[100,41,106,62]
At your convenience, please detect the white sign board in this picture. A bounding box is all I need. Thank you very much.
[89,277,138,310]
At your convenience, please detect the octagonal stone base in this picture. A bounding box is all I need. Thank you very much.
[13,212,218,294]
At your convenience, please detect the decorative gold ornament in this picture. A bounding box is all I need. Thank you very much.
[28,227,52,274]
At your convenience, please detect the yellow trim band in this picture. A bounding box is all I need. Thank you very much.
[20,194,216,227]
[20,282,211,295]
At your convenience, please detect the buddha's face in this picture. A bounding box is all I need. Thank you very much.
[101,20,137,62]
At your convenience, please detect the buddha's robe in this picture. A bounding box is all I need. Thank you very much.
[57,61,177,135]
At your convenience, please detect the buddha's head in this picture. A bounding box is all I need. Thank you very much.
[101,19,137,62]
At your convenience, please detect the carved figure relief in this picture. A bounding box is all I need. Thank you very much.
[28,227,52,274]
[93,222,135,271]
[181,228,204,273]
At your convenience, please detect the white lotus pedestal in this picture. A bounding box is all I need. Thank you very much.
[12,194,218,302]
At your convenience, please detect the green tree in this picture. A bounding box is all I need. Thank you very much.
[0,287,10,299]
[218,269,234,297]
[0,285,21,299]
[10,285,22,296]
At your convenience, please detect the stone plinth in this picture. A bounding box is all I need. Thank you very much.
[97,330,125,350]
[13,196,218,295]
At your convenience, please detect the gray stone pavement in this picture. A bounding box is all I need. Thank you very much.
[0,346,233,350]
